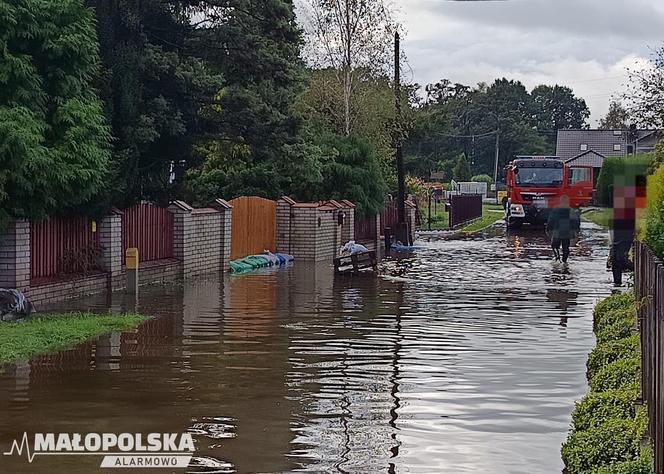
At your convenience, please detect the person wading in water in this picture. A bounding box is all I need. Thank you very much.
[546,195,580,263]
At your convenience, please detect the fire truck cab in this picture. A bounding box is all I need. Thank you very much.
[504,156,593,229]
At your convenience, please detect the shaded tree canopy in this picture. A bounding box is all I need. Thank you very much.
[0,0,111,222]
[87,0,223,207]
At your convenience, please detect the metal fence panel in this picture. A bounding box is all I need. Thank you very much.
[635,242,664,474]
[30,216,99,282]
[449,195,483,228]
[122,203,174,263]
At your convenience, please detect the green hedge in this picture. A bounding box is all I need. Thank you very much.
[562,292,653,474]
[590,358,641,393]
[562,418,642,473]
[591,448,654,474]
[596,317,637,345]
[571,389,638,431]
[587,334,640,380]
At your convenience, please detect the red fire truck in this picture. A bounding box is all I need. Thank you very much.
[503,156,593,229]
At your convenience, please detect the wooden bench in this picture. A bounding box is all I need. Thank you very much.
[333,251,377,275]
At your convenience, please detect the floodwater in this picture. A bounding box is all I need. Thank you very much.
[0,222,614,473]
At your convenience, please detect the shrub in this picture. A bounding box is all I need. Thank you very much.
[591,448,654,474]
[644,164,664,259]
[596,157,624,207]
[471,174,493,184]
[587,335,640,380]
[590,358,641,392]
[594,292,635,321]
[562,419,642,473]
[572,389,638,431]
[596,316,637,345]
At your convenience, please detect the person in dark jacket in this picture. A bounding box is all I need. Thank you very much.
[546,195,580,263]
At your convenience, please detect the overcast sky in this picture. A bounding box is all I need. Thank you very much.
[296,0,664,126]
[397,0,664,125]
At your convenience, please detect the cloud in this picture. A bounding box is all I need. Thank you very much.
[397,0,662,124]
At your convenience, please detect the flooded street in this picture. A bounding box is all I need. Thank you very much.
[0,222,612,473]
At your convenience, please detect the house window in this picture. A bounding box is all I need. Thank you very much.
[613,130,622,136]
[614,144,622,151]
[627,145,634,154]
[580,144,588,151]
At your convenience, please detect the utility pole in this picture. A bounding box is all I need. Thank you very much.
[394,31,409,245]
[493,130,500,201]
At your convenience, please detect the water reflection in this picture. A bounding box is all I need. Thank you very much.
[0,223,611,473]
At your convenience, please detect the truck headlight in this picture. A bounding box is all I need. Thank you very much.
[510,204,525,217]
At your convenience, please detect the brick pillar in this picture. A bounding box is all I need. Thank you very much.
[99,210,123,285]
[168,200,194,277]
[0,220,31,290]
[406,201,416,244]
[276,197,296,255]
[340,201,355,245]
[210,199,233,271]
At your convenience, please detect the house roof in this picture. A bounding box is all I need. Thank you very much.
[565,150,606,168]
[556,128,657,162]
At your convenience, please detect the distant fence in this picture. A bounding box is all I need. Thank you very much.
[122,202,174,264]
[354,215,377,244]
[635,242,664,474]
[381,201,398,235]
[448,195,483,229]
[30,216,100,282]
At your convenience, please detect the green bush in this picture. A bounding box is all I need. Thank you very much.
[471,174,493,184]
[644,164,664,259]
[591,447,654,474]
[590,358,641,392]
[572,389,638,431]
[562,418,642,473]
[587,335,640,380]
[596,316,637,345]
[594,292,635,321]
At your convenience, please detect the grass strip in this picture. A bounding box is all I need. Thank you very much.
[0,312,148,364]
[582,208,612,229]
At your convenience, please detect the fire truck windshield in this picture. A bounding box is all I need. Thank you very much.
[515,167,563,187]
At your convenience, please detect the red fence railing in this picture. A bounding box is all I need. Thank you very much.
[30,216,100,282]
[354,215,377,243]
[635,242,664,474]
[449,195,483,228]
[381,201,398,235]
[122,203,174,264]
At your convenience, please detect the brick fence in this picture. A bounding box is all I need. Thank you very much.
[276,197,358,262]
[0,200,232,307]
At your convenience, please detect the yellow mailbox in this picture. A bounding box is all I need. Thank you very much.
[126,248,139,270]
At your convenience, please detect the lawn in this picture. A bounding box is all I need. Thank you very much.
[582,208,612,229]
[461,203,505,234]
[0,312,148,364]
[419,202,504,232]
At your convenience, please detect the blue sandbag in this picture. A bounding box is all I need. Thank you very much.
[275,253,294,264]
[391,243,423,252]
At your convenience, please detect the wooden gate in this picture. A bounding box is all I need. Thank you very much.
[230,196,276,260]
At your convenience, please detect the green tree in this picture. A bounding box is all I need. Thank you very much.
[0,0,111,222]
[317,135,387,218]
[453,154,472,182]
[87,0,222,206]
[186,0,307,200]
[531,84,590,148]
[599,101,630,130]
